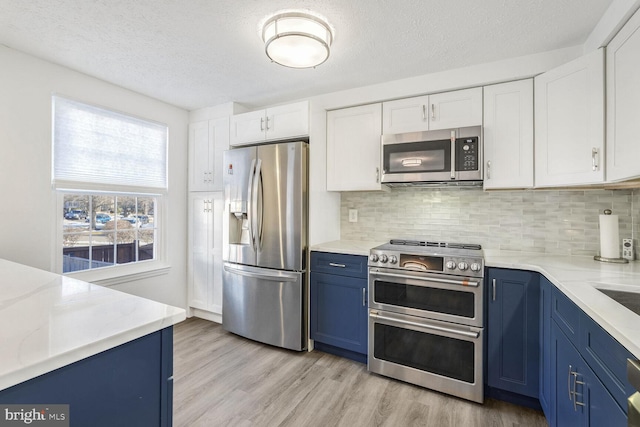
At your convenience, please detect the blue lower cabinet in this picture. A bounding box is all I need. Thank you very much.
[310,271,368,363]
[486,268,540,402]
[551,321,626,427]
[0,327,174,427]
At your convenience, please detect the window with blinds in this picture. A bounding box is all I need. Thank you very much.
[53,96,167,274]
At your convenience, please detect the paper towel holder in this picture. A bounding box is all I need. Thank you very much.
[594,209,629,263]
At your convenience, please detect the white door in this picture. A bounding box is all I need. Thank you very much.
[429,87,483,130]
[188,121,211,191]
[483,80,534,189]
[327,103,383,191]
[534,49,604,187]
[188,192,224,314]
[606,8,640,182]
[382,95,430,134]
[209,117,230,191]
[266,101,309,141]
[230,109,266,146]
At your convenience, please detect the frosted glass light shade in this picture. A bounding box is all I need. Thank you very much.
[262,12,333,69]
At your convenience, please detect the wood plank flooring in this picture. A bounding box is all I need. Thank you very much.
[173,318,548,427]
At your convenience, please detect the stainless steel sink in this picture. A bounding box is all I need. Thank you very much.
[598,289,640,316]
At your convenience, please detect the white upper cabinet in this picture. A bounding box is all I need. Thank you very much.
[188,117,229,192]
[382,95,430,133]
[429,88,483,130]
[606,8,640,182]
[382,88,482,134]
[230,100,309,146]
[534,49,605,187]
[483,79,534,189]
[327,103,384,191]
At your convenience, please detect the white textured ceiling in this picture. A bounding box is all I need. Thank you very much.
[0,0,613,111]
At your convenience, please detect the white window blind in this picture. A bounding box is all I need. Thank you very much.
[53,96,168,191]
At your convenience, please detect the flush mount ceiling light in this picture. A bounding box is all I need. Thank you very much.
[261,11,334,69]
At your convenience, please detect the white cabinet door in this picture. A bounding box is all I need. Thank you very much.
[327,103,383,191]
[230,101,310,146]
[483,79,534,189]
[534,49,605,187]
[230,109,266,146]
[429,87,483,130]
[606,8,640,182]
[188,192,223,315]
[189,118,229,191]
[209,117,230,191]
[382,95,430,134]
[188,121,211,191]
[266,101,309,142]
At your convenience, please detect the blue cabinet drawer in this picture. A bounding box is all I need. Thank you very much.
[551,286,581,348]
[580,313,635,412]
[311,251,368,278]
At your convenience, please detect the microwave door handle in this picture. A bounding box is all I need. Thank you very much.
[450,131,456,180]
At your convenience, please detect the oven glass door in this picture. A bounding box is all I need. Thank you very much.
[383,140,450,174]
[369,268,483,327]
[368,310,484,403]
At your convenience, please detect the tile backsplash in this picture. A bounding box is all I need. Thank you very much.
[341,187,638,257]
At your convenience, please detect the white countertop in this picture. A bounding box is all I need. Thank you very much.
[310,240,640,359]
[0,259,186,392]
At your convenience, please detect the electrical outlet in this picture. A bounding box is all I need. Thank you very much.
[348,209,358,223]
[622,238,634,261]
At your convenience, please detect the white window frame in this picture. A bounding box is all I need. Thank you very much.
[52,96,170,285]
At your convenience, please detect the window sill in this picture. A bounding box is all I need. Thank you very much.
[65,261,171,287]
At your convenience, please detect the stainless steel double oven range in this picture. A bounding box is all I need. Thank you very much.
[368,239,485,403]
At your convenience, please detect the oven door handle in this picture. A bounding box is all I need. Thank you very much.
[370,312,480,339]
[370,270,479,287]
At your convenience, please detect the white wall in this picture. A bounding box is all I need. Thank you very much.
[0,45,189,309]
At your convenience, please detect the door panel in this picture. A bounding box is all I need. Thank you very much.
[222,263,304,351]
[256,142,307,271]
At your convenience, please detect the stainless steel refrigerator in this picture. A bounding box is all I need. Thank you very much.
[222,141,308,351]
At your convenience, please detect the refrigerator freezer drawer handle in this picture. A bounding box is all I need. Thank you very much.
[223,263,299,282]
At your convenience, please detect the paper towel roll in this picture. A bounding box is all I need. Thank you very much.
[599,213,620,259]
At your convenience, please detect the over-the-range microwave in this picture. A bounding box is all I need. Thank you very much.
[381,125,482,186]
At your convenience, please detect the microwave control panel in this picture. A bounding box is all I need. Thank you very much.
[455,138,479,171]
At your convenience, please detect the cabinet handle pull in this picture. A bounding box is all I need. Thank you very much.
[376,167,380,183]
[329,263,346,268]
[266,116,270,131]
[431,104,435,120]
[422,105,426,121]
[486,160,491,179]
[572,372,586,410]
[260,117,264,131]
[362,288,366,307]
[492,278,496,301]
[568,365,573,401]
[592,147,599,171]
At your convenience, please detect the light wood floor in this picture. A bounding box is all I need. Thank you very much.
[173,317,548,427]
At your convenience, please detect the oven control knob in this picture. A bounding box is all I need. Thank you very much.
[470,262,481,272]
[446,261,457,270]
[369,254,379,263]
[380,254,389,263]
[389,255,398,264]
[457,261,469,271]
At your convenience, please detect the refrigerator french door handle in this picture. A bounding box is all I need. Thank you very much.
[252,158,262,250]
[247,158,257,249]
